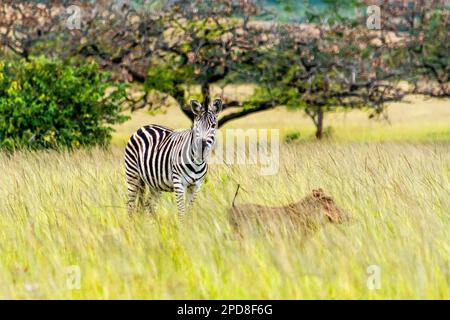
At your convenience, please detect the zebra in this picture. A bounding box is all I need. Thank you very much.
[124,98,222,220]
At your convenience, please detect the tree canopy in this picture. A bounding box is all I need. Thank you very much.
[0,0,448,142]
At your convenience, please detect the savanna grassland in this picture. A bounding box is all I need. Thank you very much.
[0,96,449,299]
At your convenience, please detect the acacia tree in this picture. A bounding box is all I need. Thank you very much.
[375,0,449,97]
[142,0,279,125]
[1,0,446,138]
[0,0,276,125]
[0,1,65,59]
[245,1,407,139]
[231,0,448,138]
[1,0,164,111]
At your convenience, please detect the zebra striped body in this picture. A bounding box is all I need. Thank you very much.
[125,124,208,192]
[124,99,222,219]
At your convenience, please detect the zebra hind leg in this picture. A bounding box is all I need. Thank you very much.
[126,174,145,215]
[144,190,161,215]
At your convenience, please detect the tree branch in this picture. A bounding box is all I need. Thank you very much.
[218,100,277,127]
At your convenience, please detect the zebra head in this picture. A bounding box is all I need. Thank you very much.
[190,98,222,162]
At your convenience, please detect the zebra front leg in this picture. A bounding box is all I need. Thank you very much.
[173,175,186,221]
[186,183,202,213]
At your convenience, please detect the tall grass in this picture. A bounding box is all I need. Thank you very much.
[0,142,448,299]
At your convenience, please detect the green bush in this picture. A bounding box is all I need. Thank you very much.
[0,57,128,150]
[284,131,301,144]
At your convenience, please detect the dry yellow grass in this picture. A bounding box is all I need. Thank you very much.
[0,142,448,299]
[0,93,448,299]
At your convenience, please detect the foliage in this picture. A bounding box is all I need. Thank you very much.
[0,0,448,139]
[284,131,301,143]
[144,3,260,119]
[244,0,407,138]
[0,57,128,150]
[382,3,449,97]
[145,56,195,104]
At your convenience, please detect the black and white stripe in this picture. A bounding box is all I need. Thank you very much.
[124,99,222,219]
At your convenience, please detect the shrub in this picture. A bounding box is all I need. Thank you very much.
[0,57,128,150]
[285,131,301,144]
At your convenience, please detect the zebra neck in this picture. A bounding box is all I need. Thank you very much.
[187,130,206,167]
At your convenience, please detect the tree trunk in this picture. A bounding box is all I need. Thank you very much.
[315,107,324,140]
[201,82,210,107]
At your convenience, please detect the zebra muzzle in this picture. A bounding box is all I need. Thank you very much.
[201,140,208,153]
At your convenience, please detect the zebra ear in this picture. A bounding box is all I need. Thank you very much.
[190,100,205,116]
[209,98,223,114]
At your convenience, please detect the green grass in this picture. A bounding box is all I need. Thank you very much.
[0,142,449,299]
